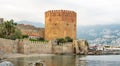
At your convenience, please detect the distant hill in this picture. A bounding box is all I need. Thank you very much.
[15,21,120,45]
[77,24,120,45]
[16,20,44,28]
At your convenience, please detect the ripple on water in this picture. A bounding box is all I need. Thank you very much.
[79,55,120,66]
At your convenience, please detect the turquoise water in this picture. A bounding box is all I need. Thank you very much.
[8,55,120,66]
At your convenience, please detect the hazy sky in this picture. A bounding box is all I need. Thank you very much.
[0,0,120,25]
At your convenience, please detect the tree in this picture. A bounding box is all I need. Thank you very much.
[56,36,73,45]
[10,29,22,40]
[85,40,89,46]
[84,40,89,50]
[65,36,73,42]
[22,35,29,38]
[56,38,66,45]
[0,19,22,40]
[37,37,44,41]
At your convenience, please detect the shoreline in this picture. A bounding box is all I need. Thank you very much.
[5,54,56,59]
[4,53,120,59]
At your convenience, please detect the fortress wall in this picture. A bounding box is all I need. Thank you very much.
[53,43,73,54]
[62,43,73,54]
[0,38,18,55]
[0,38,74,55]
[19,40,73,54]
[73,40,89,54]
[19,40,52,54]
[53,45,63,54]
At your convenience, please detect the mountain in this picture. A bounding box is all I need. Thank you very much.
[77,24,120,45]
[15,21,120,45]
[16,20,44,28]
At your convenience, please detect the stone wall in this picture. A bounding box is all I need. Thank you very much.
[53,43,73,54]
[18,39,52,54]
[18,39,73,54]
[0,38,18,55]
[0,38,88,55]
[73,40,89,54]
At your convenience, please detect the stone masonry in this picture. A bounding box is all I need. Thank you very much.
[0,38,88,55]
[45,10,77,40]
[0,38,18,55]
[73,40,89,54]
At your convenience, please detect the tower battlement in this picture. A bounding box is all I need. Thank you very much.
[45,10,77,40]
[45,10,76,17]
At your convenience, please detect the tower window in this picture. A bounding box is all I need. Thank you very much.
[54,23,57,25]
[74,24,76,27]
[67,24,69,26]
[49,19,51,21]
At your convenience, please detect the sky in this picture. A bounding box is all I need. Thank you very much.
[0,0,120,25]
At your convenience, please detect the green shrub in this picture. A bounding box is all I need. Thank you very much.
[22,35,29,38]
[56,36,73,45]
[29,38,48,42]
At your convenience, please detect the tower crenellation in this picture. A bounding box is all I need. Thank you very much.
[45,10,76,17]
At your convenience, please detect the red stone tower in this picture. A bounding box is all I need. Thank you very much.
[45,10,77,40]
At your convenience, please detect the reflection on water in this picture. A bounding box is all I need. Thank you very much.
[8,55,120,66]
[79,60,120,66]
[79,55,120,66]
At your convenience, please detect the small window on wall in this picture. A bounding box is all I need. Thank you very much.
[57,13,60,16]
[74,28,76,31]
[74,24,76,27]
[49,19,51,21]
[54,23,57,25]
[71,19,74,22]
[67,23,69,26]
[52,13,54,16]
[58,13,60,16]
